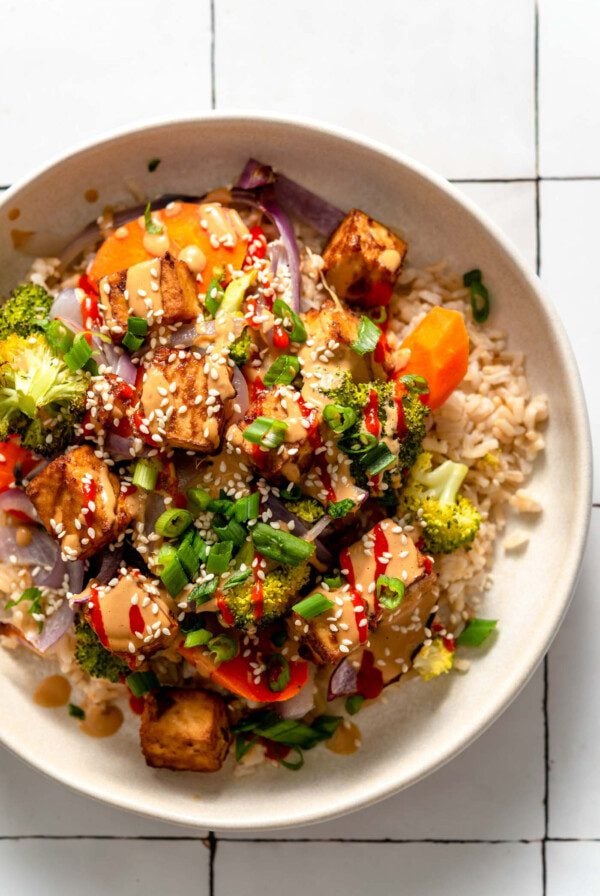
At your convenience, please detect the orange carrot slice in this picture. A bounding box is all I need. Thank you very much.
[88,202,248,288]
[399,306,469,409]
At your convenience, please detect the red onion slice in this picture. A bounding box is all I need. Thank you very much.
[35,554,67,589]
[114,352,137,386]
[273,174,345,237]
[0,489,38,522]
[26,599,73,654]
[94,548,122,586]
[50,288,83,329]
[104,432,135,461]
[327,656,359,701]
[256,192,301,313]
[277,674,316,720]
[0,525,57,568]
[230,366,250,423]
[235,159,274,190]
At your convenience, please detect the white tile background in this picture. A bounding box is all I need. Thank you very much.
[0,1,598,894]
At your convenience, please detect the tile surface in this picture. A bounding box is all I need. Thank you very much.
[215,842,543,896]
[0,840,209,896]
[216,0,536,179]
[547,511,600,839]
[539,0,600,176]
[546,842,600,896]
[0,0,212,184]
[539,180,599,499]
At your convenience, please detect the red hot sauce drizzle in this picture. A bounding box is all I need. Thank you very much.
[88,585,108,648]
[339,547,368,644]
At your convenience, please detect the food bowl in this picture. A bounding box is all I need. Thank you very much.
[0,114,591,830]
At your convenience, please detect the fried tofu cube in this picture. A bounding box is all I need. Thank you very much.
[140,688,230,772]
[98,251,200,339]
[139,346,235,452]
[292,522,435,665]
[226,386,316,483]
[323,209,407,307]
[81,567,177,658]
[26,445,138,561]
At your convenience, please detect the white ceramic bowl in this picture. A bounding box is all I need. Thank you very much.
[0,114,592,830]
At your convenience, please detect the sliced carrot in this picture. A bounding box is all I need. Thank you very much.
[179,643,309,703]
[88,202,248,289]
[399,306,469,409]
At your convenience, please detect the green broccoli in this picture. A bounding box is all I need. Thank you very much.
[0,283,53,340]
[401,452,481,554]
[224,562,311,629]
[0,333,89,455]
[323,373,428,475]
[284,497,325,524]
[74,618,128,682]
[228,327,255,366]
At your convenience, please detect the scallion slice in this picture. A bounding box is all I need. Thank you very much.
[144,202,163,235]
[68,703,85,719]
[323,574,343,589]
[213,519,247,548]
[345,694,365,715]
[177,532,201,579]
[339,432,378,456]
[189,579,218,604]
[156,543,177,568]
[155,508,193,538]
[361,442,396,476]
[64,332,93,371]
[222,568,252,590]
[207,634,238,665]
[45,319,75,355]
[351,316,381,356]
[456,618,497,647]
[376,574,405,610]
[206,541,233,574]
[126,670,159,697]
[327,498,355,519]
[263,354,300,386]
[132,458,159,491]
[205,267,225,317]
[463,269,491,323]
[122,331,144,352]
[273,298,307,343]
[251,522,315,566]
[292,592,334,619]
[266,654,291,693]
[323,403,358,434]
[399,373,430,395]
[242,416,288,449]
[184,628,213,649]
[232,492,260,522]
[160,556,188,597]
[127,316,149,337]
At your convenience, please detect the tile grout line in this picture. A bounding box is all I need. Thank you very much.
[7,835,600,843]
[208,830,216,895]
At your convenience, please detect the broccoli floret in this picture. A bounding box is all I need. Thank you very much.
[284,497,325,524]
[0,283,53,340]
[398,387,429,471]
[323,374,394,427]
[401,452,481,554]
[74,618,128,682]
[413,638,454,680]
[224,562,311,629]
[0,334,88,455]
[228,327,255,366]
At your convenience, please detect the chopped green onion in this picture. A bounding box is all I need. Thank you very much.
[156,543,177,568]
[323,403,358,434]
[126,670,159,697]
[184,628,213,648]
[232,492,260,522]
[235,734,258,762]
[132,458,159,491]
[207,634,238,665]
[345,694,365,715]
[64,332,93,371]
[222,568,252,590]
[361,442,396,476]
[154,508,193,538]
[351,316,381,356]
[189,579,218,604]
[368,305,388,325]
[376,575,405,611]
[242,416,288,449]
[270,628,287,648]
[266,654,291,693]
[205,267,225,316]
[147,157,161,172]
[280,483,302,501]
[263,354,300,386]
[220,271,256,315]
[206,541,233,574]
[339,432,378,455]
[231,711,342,751]
[292,592,334,619]
[399,373,430,395]
[463,269,491,323]
[324,574,343,589]
[160,556,188,597]
[251,522,315,566]
[187,487,211,512]
[177,532,201,579]
[327,499,355,519]
[456,618,498,647]
[144,202,163,235]
[68,703,85,719]
[273,298,307,343]
[45,319,74,354]
[6,586,44,631]
[122,331,144,352]
[279,747,305,771]
[127,316,149,337]
[213,519,247,548]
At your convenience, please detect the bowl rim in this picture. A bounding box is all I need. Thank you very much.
[0,111,593,830]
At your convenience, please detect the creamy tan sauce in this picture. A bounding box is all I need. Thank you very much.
[80,704,123,738]
[178,244,207,274]
[114,226,129,240]
[142,230,170,257]
[15,526,32,548]
[125,258,163,318]
[33,675,71,708]
[326,720,361,755]
[84,188,99,204]
[7,208,20,221]
[88,572,175,654]
[199,203,248,242]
